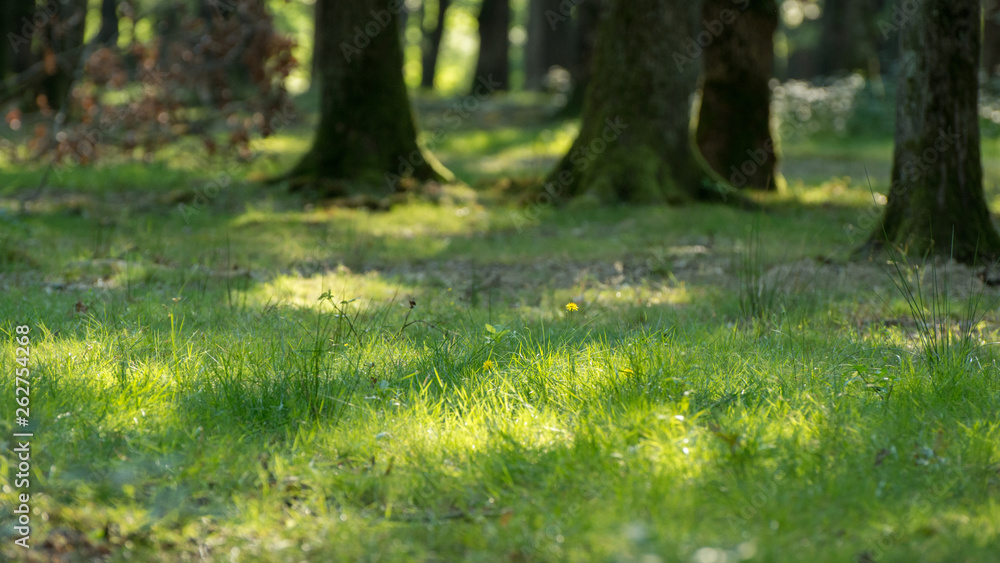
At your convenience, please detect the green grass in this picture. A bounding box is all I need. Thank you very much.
[3,99,1000,562]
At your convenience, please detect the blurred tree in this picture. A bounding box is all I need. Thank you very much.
[525,0,574,90]
[816,0,879,76]
[696,0,780,191]
[283,0,448,192]
[421,0,451,89]
[555,1,601,117]
[984,0,1000,76]
[547,0,728,203]
[41,0,87,113]
[472,0,509,92]
[870,0,1000,262]
[95,0,119,46]
[0,1,87,111]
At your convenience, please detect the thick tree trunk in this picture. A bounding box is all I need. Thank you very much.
[471,0,509,92]
[421,0,450,89]
[547,0,723,203]
[985,0,1000,77]
[285,0,448,193]
[696,0,779,191]
[816,0,877,76]
[525,0,574,90]
[870,0,1000,263]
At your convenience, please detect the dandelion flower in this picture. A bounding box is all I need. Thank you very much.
[565,302,579,312]
[483,360,495,371]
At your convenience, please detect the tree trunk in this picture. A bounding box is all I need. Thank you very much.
[421,0,450,89]
[547,0,724,204]
[816,0,877,76]
[1,2,39,83]
[96,0,119,46]
[471,0,509,92]
[42,0,88,112]
[870,0,1000,263]
[284,0,448,193]
[525,0,574,90]
[696,0,779,191]
[558,1,601,117]
[985,0,1000,77]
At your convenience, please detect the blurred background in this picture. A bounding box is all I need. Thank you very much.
[2,0,1000,191]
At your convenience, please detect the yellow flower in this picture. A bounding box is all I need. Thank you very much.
[565,302,579,312]
[483,360,495,371]
[621,368,634,375]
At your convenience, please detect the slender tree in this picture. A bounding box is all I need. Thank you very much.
[1,2,36,82]
[547,0,725,203]
[95,0,119,46]
[869,0,1000,262]
[283,0,448,193]
[558,1,600,117]
[816,0,878,76]
[696,0,780,191]
[421,0,450,89]
[42,0,87,112]
[471,0,509,92]
[524,0,574,90]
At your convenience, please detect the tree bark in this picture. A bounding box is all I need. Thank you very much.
[284,0,448,193]
[985,0,1000,77]
[421,0,450,89]
[471,0,509,92]
[525,0,574,90]
[870,0,1000,263]
[696,0,779,191]
[547,0,725,204]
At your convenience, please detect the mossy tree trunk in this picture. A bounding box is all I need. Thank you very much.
[471,0,509,92]
[696,0,779,191]
[547,0,721,203]
[285,0,447,193]
[421,0,450,89]
[870,0,1000,263]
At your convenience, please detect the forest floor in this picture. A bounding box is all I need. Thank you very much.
[2,93,1000,562]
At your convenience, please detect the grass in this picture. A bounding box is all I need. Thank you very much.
[2,97,1000,562]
